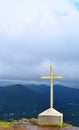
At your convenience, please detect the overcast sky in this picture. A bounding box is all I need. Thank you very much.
[0,0,79,87]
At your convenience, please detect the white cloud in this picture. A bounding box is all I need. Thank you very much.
[0,0,79,87]
[0,0,76,36]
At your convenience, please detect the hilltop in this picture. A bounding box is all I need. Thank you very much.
[0,119,79,130]
[0,84,79,126]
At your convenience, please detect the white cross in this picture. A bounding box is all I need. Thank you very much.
[41,66,63,108]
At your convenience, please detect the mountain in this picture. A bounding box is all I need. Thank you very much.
[0,84,49,120]
[0,84,79,126]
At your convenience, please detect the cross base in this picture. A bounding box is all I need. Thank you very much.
[38,108,63,127]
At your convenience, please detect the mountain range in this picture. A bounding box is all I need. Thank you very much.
[0,84,79,126]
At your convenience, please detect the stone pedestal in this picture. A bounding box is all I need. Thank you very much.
[38,108,63,127]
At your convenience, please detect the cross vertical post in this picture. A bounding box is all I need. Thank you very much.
[50,66,53,108]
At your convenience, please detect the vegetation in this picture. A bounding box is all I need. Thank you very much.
[63,122,72,127]
[0,121,11,128]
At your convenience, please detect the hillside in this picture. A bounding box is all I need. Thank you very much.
[0,84,79,126]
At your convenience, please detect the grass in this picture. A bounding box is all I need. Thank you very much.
[0,122,11,129]
[63,122,72,127]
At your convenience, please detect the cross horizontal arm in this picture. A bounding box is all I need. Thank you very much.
[41,76,63,79]
[41,76,51,79]
[53,76,64,79]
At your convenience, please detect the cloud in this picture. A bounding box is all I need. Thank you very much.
[0,0,79,87]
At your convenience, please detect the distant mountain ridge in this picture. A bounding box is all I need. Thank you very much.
[0,84,79,126]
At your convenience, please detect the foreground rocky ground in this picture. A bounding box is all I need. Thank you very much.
[0,119,79,130]
[0,125,79,130]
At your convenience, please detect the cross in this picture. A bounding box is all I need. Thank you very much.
[41,66,63,108]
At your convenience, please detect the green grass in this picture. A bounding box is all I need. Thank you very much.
[63,122,72,127]
[0,122,11,129]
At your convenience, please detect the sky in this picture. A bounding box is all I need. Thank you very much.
[0,0,79,87]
